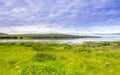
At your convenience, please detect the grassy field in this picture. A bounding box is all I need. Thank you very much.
[0,41,120,75]
[0,34,100,39]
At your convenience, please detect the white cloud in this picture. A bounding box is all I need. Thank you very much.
[0,24,78,34]
[0,0,119,33]
[0,24,120,34]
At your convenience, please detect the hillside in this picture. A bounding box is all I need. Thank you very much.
[0,34,100,39]
[0,33,4,34]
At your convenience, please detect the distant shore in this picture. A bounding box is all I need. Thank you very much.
[0,34,100,39]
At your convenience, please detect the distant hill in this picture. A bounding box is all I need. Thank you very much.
[0,33,4,34]
[94,33,120,35]
[111,33,120,35]
[0,34,100,39]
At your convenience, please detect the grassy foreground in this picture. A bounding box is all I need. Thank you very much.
[0,42,120,75]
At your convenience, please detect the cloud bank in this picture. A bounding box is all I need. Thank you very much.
[0,0,120,33]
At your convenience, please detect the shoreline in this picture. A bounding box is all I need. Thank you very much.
[0,34,100,39]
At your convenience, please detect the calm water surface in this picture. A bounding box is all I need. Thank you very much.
[0,34,120,44]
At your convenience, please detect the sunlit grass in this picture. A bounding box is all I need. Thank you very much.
[0,42,120,75]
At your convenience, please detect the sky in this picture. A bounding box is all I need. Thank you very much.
[0,0,120,34]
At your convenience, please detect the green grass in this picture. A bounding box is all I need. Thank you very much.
[0,41,120,75]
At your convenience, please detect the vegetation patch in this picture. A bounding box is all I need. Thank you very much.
[32,52,57,62]
[0,41,120,75]
[20,62,69,75]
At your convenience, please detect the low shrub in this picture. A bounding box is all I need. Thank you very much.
[20,62,82,75]
[74,45,92,53]
[32,52,57,62]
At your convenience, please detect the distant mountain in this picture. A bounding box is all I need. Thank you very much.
[112,33,120,35]
[0,34,100,39]
[94,33,120,35]
[0,33,4,34]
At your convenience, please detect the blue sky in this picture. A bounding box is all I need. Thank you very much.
[0,0,120,34]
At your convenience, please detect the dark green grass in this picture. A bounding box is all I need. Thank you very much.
[0,41,120,75]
